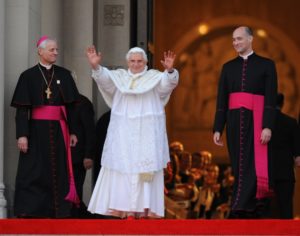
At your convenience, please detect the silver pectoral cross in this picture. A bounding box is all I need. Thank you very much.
[45,87,52,99]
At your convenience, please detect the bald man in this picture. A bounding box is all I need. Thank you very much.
[213,26,278,218]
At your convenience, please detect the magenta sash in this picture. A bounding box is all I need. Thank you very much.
[32,106,80,206]
[229,92,272,199]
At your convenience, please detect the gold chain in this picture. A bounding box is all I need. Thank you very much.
[38,64,54,99]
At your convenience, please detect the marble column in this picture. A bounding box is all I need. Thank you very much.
[0,0,7,218]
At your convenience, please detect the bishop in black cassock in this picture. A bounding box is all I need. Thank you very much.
[11,36,79,218]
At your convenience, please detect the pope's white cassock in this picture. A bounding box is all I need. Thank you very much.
[88,65,179,218]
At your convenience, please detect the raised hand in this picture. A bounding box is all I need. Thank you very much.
[160,50,176,72]
[86,45,102,69]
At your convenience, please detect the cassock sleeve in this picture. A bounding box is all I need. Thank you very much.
[11,72,31,107]
[66,103,77,135]
[292,121,300,157]
[262,60,277,130]
[15,107,30,139]
[95,111,111,165]
[213,65,229,134]
[59,68,80,104]
[80,99,96,160]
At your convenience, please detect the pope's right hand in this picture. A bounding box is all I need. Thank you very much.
[86,45,102,70]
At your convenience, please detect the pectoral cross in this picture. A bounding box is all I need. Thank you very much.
[45,87,52,99]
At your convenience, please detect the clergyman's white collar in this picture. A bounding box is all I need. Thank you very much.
[240,51,254,60]
[39,61,53,70]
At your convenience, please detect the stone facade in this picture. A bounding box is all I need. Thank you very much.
[1,0,300,218]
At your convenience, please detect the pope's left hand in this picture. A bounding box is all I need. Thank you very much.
[161,50,176,72]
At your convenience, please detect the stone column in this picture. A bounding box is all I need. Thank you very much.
[0,0,7,218]
[41,0,64,65]
[95,0,131,118]
[4,0,41,217]
[63,0,94,204]
[63,0,94,100]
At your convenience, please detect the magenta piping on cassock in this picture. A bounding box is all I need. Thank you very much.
[229,92,273,199]
[31,105,80,206]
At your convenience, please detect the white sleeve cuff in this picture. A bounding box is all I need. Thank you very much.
[91,65,102,79]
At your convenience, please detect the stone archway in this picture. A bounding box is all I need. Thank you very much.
[169,15,300,217]
[169,16,300,160]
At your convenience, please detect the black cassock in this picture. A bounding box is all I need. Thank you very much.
[93,110,111,185]
[11,64,79,218]
[70,94,96,201]
[271,110,300,218]
[69,94,96,218]
[213,53,277,214]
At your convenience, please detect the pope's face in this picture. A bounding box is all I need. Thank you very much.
[39,40,58,65]
[127,53,147,74]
